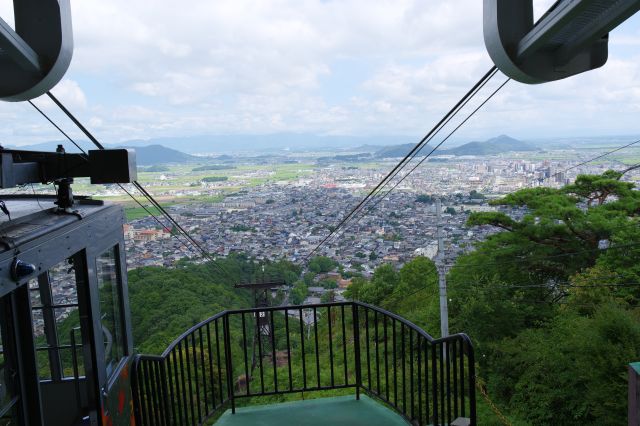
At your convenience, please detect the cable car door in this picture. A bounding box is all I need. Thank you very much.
[89,243,134,426]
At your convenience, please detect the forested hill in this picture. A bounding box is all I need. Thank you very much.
[120,144,197,165]
[346,170,640,425]
[128,254,301,354]
[375,135,537,158]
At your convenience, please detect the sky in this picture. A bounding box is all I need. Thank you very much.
[1,0,639,146]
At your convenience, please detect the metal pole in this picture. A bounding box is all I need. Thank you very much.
[436,198,449,338]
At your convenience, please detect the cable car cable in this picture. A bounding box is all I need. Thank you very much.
[45,92,217,260]
[28,100,90,158]
[305,66,498,260]
[314,69,501,252]
[307,66,498,257]
[28,101,202,257]
[28,96,233,278]
[331,77,510,248]
[311,75,509,257]
[27,99,200,253]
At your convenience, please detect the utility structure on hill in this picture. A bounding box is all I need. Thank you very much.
[436,198,450,339]
[234,279,288,380]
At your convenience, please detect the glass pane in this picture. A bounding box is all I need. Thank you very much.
[29,259,82,380]
[55,308,81,379]
[29,280,43,339]
[59,348,85,379]
[31,259,80,380]
[34,349,50,381]
[96,246,124,376]
[28,280,40,308]
[0,406,18,426]
[0,321,18,425]
[31,308,44,339]
[49,263,78,306]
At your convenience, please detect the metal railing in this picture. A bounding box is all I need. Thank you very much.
[132,302,476,426]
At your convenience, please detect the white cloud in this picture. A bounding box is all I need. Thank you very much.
[47,79,88,110]
[0,1,639,144]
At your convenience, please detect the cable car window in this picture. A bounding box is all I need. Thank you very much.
[96,246,125,377]
[30,259,82,381]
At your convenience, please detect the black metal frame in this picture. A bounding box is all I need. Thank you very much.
[0,199,135,425]
[0,293,23,424]
[132,302,476,426]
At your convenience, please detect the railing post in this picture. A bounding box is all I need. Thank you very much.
[160,359,171,426]
[223,313,236,414]
[431,344,439,425]
[466,339,477,426]
[352,303,362,400]
[131,355,144,426]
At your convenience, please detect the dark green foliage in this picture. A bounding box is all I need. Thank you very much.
[192,165,236,171]
[490,304,640,425]
[128,254,301,354]
[320,290,336,303]
[144,165,170,172]
[303,272,315,285]
[469,190,485,199]
[345,257,437,311]
[449,171,640,424]
[319,279,338,289]
[128,262,251,353]
[290,281,308,305]
[231,224,255,232]
[415,194,433,204]
[308,256,338,274]
[201,176,229,182]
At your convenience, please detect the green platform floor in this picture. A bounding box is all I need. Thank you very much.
[214,395,409,426]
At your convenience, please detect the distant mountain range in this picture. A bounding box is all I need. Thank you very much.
[120,144,197,165]
[374,135,538,158]
[6,134,540,165]
[5,141,197,166]
[9,132,639,159]
[113,134,416,154]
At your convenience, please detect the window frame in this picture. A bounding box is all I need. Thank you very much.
[95,244,128,384]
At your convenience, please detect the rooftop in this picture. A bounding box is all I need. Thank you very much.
[214,395,408,426]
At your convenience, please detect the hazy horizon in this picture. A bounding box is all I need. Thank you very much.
[0,1,639,147]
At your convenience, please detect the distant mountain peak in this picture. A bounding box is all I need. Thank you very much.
[375,135,537,158]
[118,144,197,165]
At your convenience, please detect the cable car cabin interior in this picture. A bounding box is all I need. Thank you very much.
[0,148,137,426]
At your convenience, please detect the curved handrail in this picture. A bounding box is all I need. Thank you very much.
[160,310,227,358]
[226,301,351,314]
[132,301,476,426]
[143,302,473,362]
[355,301,473,345]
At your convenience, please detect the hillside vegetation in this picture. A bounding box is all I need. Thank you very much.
[128,254,300,353]
[347,170,640,425]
